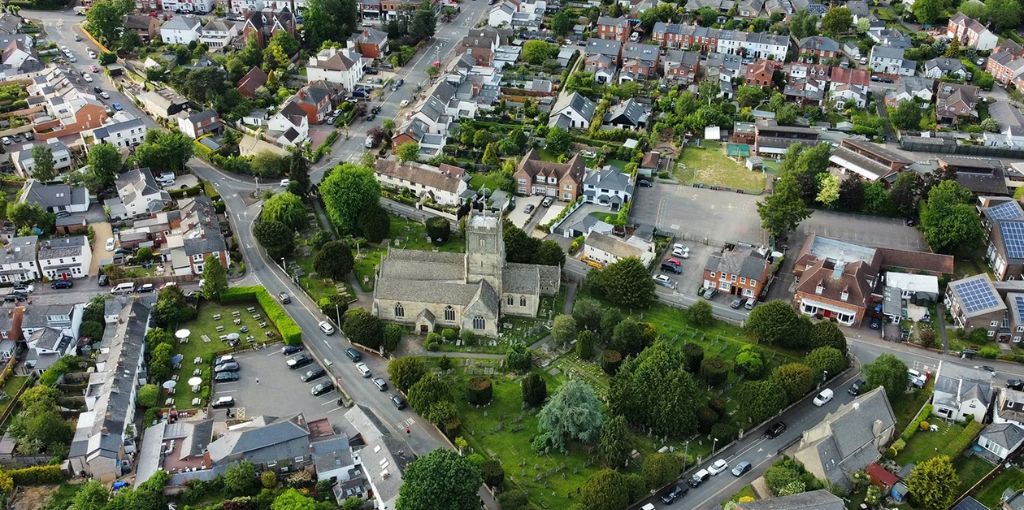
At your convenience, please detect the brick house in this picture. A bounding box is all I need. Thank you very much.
[596,16,630,43]
[702,247,771,299]
[513,148,585,201]
[351,27,388,58]
[744,59,779,86]
[242,9,296,47]
[798,36,840,60]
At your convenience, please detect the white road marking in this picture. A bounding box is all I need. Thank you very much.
[670,224,680,230]
[323,338,333,350]
[328,406,347,414]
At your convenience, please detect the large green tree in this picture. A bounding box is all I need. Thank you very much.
[913,0,944,25]
[790,9,819,38]
[313,241,355,280]
[596,414,632,468]
[224,460,261,496]
[152,285,196,328]
[271,488,317,510]
[31,145,55,182]
[821,6,852,36]
[609,341,703,438]
[890,100,923,130]
[577,469,632,510]
[733,379,788,425]
[757,172,812,241]
[262,191,307,231]
[985,0,1022,30]
[919,180,984,254]
[321,163,381,233]
[86,0,133,45]
[745,300,810,348]
[551,10,574,36]
[589,257,655,309]
[84,143,122,191]
[907,455,960,510]
[254,219,295,260]
[522,40,558,65]
[136,130,193,172]
[863,353,908,402]
[642,453,683,490]
[303,0,359,48]
[409,0,437,41]
[770,363,816,403]
[342,308,384,349]
[804,347,847,382]
[72,480,110,510]
[389,357,428,392]
[811,320,848,354]
[533,379,604,453]
[397,448,482,510]
[201,255,228,300]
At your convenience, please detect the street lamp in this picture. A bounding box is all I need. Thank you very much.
[712,437,719,456]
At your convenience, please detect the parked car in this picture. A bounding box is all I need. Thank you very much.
[373,377,388,391]
[345,348,362,362]
[97,274,109,286]
[730,297,744,309]
[214,371,240,382]
[541,196,554,207]
[215,355,234,366]
[282,344,303,355]
[302,367,326,382]
[708,459,729,475]
[1008,379,1024,391]
[355,362,371,377]
[287,354,313,369]
[524,204,536,214]
[688,469,710,488]
[100,91,110,100]
[812,388,834,406]
[279,178,290,188]
[702,287,718,299]
[744,297,756,310]
[660,262,682,274]
[105,237,115,251]
[51,279,73,289]
[638,179,653,187]
[731,461,752,477]
[212,396,235,408]
[672,247,690,258]
[391,394,407,409]
[311,381,335,396]
[653,275,673,288]
[764,421,786,438]
[83,74,92,83]
[869,317,882,330]
[660,484,688,504]
[111,102,122,111]
[138,283,155,293]
[849,379,865,395]
[278,292,291,304]
[214,362,240,373]
[318,321,335,335]
[399,99,410,108]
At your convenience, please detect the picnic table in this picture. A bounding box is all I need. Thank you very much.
[164,398,174,406]
[213,314,222,320]
[246,306,256,313]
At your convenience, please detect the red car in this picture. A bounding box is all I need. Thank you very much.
[667,258,682,266]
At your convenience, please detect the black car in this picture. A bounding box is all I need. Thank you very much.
[301,367,326,382]
[764,421,787,439]
[287,354,313,369]
[215,371,240,382]
[1009,379,1024,391]
[848,379,865,396]
[282,344,303,355]
[51,279,73,289]
[869,317,882,330]
[660,484,688,504]
[214,362,240,373]
[98,274,109,286]
[311,381,335,396]
[391,394,407,410]
[345,348,362,362]
[93,86,102,93]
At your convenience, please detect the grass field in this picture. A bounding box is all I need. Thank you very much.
[895,420,982,465]
[975,467,1024,507]
[468,171,511,192]
[168,302,279,409]
[0,376,30,419]
[956,455,995,495]
[676,141,766,193]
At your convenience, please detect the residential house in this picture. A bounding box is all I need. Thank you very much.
[982,199,1024,280]
[26,67,109,140]
[885,76,936,106]
[984,100,1024,148]
[831,66,871,87]
[799,36,840,61]
[237,66,268,99]
[869,45,916,76]
[583,232,656,266]
[932,361,994,422]
[107,168,172,220]
[791,387,896,489]
[373,159,468,206]
[705,52,744,81]
[620,42,659,81]
[924,57,968,80]
[987,42,1024,85]
[0,39,41,80]
[603,98,650,130]
[0,236,39,282]
[86,116,148,149]
[20,180,89,214]
[948,12,998,51]
[744,59,779,86]
[206,414,313,471]
[978,422,1024,460]
[160,16,202,45]
[662,50,700,84]
[754,120,819,156]
[939,157,1007,195]
[176,109,221,139]
[994,387,1024,426]
[737,0,764,18]
[639,151,660,178]
[703,247,771,299]
[868,28,912,50]
[513,148,585,201]
[597,16,630,43]
[173,196,228,275]
[10,139,72,178]
[582,167,633,210]
[68,300,149,482]
[123,15,160,42]
[343,406,413,509]
[160,0,215,13]
[828,138,911,181]
[563,214,613,239]
[37,235,91,279]
[847,0,870,22]
[936,83,980,124]
[21,303,83,374]
[306,47,365,92]
[736,491,845,510]
[830,83,869,109]
[391,70,500,156]
[242,9,296,47]
[548,91,596,130]
[684,0,733,13]
[199,19,239,50]
[350,28,388,58]
[786,62,830,82]
[138,88,189,120]
[460,29,501,66]
[285,81,338,125]
[584,39,622,83]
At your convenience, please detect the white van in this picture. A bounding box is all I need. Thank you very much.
[110,282,135,295]
[212,396,235,408]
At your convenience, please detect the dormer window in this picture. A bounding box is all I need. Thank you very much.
[840,290,849,302]
[815,283,824,295]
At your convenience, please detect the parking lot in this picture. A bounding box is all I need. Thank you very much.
[631,183,764,246]
[507,195,542,228]
[211,349,347,421]
[653,242,717,296]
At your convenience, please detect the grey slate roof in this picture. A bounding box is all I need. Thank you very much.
[162,15,201,32]
[953,496,991,510]
[981,422,1024,452]
[603,98,650,127]
[585,38,621,58]
[551,91,596,121]
[737,490,845,510]
[800,36,840,53]
[0,236,37,265]
[38,235,87,260]
[311,435,354,476]
[206,414,310,465]
[587,232,644,259]
[584,167,633,195]
[926,57,966,75]
[934,361,993,409]
[705,249,767,280]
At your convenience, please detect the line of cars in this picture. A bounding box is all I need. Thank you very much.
[345,347,406,409]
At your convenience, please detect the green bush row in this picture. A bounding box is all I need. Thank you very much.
[947,420,984,457]
[219,286,302,345]
[900,403,933,442]
[312,130,339,163]
[10,465,66,486]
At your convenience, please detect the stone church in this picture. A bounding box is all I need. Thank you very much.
[372,211,561,337]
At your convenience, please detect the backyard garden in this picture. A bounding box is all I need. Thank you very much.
[676,141,767,194]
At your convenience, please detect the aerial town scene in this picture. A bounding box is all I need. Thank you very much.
[2,0,1024,508]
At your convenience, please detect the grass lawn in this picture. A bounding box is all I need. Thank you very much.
[729,484,757,503]
[895,420,982,465]
[891,379,934,432]
[975,467,1024,507]
[676,141,766,193]
[167,302,279,409]
[954,250,994,280]
[388,215,465,253]
[0,376,30,418]
[468,171,511,192]
[956,455,996,494]
[42,483,85,510]
[294,253,356,307]
[353,246,385,292]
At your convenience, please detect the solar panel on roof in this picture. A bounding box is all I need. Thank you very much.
[1002,222,1024,259]
[954,278,1000,313]
[987,201,1024,221]
[1015,296,1024,321]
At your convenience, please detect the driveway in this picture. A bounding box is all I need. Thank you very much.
[90,221,112,276]
[507,196,542,228]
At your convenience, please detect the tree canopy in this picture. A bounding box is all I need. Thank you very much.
[609,341,703,438]
[533,379,604,453]
[397,448,482,510]
[863,353,908,402]
[919,180,984,254]
[313,241,355,280]
[908,455,960,510]
[262,191,307,231]
[321,163,381,234]
[588,257,656,309]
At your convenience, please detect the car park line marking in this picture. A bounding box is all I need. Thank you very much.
[328,406,347,414]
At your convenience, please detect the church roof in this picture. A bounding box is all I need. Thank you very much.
[375,279,481,306]
[378,249,465,282]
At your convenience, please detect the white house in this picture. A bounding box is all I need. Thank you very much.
[924,57,967,80]
[160,16,202,45]
[932,361,993,423]
[87,116,147,149]
[0,236,39,283]
[305,47,365,92]
[547,92,596,130]
[373,159,469,207]
[111,168,172,220]
[38,236,91,279]
[267,102,309,147]
[830,84,869,109]
[11,139,72,178]
[198,19,239,49]
[21,180,89,214]
[994,387,1024,426]
[583,232,656,267]
[160,0,215,12]
[978,422,1024,460]
[582,167,633,211]
[488,1,515,26]
[869,45,916,76]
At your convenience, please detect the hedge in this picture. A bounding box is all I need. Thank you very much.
[220,286,302,346]
[900,403,933,442]
[9,465,66,485]
[947,420,984,458]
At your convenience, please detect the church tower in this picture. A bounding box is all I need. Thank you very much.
[465,210,504,292]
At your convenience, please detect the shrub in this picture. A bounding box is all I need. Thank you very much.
[441,328,459,341]
[601,350,623,374]
[466,377,493,405]
[498,489,528,510]
[480,459,504,490]
[261,470,277,489]
[888,438,906,457]
[979,346,1000,358]
[9,465,66,485]
[901,404,933,442]
[710,422,738,444]
[521,372,547,407]
[919,420,930,431]
[700,356,729,386]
